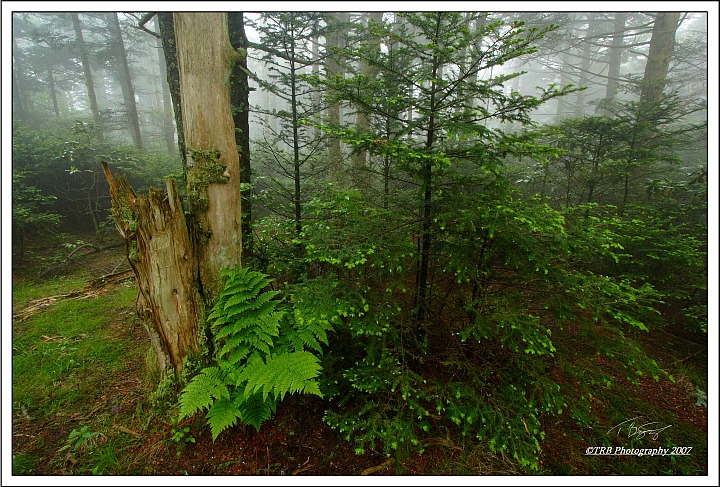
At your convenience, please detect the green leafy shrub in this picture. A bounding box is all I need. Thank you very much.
[289,183,674,471]
[178,267,332,440]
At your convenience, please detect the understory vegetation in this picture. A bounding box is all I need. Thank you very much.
[10,237,708,475]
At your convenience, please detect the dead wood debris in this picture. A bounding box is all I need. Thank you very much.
[13,270,135,322]
[360,458,394,475]
[114,424,141,438]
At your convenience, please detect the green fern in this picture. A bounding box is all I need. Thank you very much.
[178,367,229,418]
[178,267,331,441]
[239,351,322,401]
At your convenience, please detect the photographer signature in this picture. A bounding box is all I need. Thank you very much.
[607,416,673,440]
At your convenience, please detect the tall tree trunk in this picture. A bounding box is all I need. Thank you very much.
[603,12,628,115]
[414,26,441,331]
[228,12,253,255]
[465,13,487,112]
[12,32,31,122]
[48,68,60,118]
[640,12,681,105]
[158,13,186,168]
[103,12,248,381]
[12,64,27,122]
[71,14,103,140]
[554,45,572,123]
[107,13,143,149]
[174,12,243,298]
[619,12,681,218]
[574,16,598,118]
[311,26,321,141]
[152,16,176,155]
[288,35,303,238]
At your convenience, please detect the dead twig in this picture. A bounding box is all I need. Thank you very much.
[41,335,65,343]
[290,457,313,475]
[422,437,462,450]
[361,459,393,475]
[80,403,104,422]
[113,424,141,438]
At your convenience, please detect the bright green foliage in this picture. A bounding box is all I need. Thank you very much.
[58,425,103,453]
[288,175,677,469]
[178,267,329,440]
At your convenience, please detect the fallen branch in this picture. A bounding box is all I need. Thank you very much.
[67,242,99,260]
[113,424,141,438]
[13,270,135,322]
[81,403,104,422]
[361,459,393,475]
[290,464,315,475]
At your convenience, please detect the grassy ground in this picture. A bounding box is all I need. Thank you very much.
[9,235,710,478]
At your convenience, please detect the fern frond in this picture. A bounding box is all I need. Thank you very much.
[238,392,276,431]
[240,351,323,401]
[179,267,329,441]
[206,395,244,441]
[220,271,268,300]
[178,367,229,419]
[223,288,260,312]
[214,301,283,340]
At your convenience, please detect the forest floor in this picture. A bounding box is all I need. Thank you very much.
[9,232,710,478]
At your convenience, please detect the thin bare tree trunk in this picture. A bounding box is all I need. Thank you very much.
[71,14,103,140]
[152,16,176,155]
[603,13,628,115]
[325,12,349,185]
[574,16,599,117]
[158,13,186,166]
[228,12,253,255]
[351,12,384,190]
[107,13,143,149]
